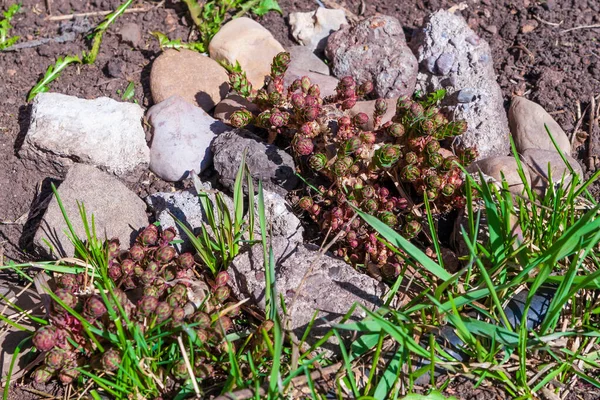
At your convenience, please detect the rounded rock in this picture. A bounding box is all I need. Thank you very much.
[509,96,571,154]
[209,17,285,88]
[468,156,531,195]
[521,148,583,196]
[325,15,418,99]
[150,49,229,112]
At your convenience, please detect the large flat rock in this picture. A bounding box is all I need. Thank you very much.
[20,93,149,176]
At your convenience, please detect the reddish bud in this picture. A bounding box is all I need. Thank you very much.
[291,93,305,109]
[139,224,158,246]
[85,295,107,319]
[102,348,121,372]
[374,98,387,116]
[155,246,176,264]
[214,286,230,303]
[33,327,57,352]
[139,296,159,316]
[352,112,369,126]
[178,252,195,269]
[32,367,54,384]
[293,136,314,156]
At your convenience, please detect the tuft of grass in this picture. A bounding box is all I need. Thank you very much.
[174,151,256,276]
[0,3,20,51]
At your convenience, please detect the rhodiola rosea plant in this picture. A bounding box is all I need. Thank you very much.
[226,52,477,277]
[28,223,238,392]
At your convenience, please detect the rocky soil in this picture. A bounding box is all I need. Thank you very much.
[0,0,599,399]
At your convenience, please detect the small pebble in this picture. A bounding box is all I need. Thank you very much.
[106,59,125,78]
[435,53,455,75]
[457,88,477,103]
[482,24,497,34]
[424,55,437,74]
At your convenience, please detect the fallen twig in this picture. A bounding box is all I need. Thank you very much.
[45,1,163,21]
[570,101,590,147]
[561,24,600,33]
[532,14,563,27]
[587,96,598,170]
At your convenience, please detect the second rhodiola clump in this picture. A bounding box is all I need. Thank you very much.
[30,225,237,386]
[227,52,477,278]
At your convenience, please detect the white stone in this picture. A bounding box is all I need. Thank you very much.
[289,8,347,51]
[147,95,231,182]
[209,17,285,88]
[20,93,149,176]
[412,11,510,159]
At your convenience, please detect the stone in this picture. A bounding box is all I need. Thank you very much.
[284,45,339,97]
[20,93,149,176]
[288,46,330,75]
[209,17,285,88]
[147,95,231,182]
[435,52,455,75]
[509,96,571,154]
[457,88,477,103]
[349,99,397,131]
[521,149,583,195]
[146,187,303,251]
[468,156,531,195]
[119,22,142,47]
[212,129,299,196]
[150,49,229,112]
[325,15,418,99]
[289,8,347,52]
[214,94,261,125]
[412,10,510,160]
[228,237,386,347]
[106,58,125,78]
[34,164,148,258]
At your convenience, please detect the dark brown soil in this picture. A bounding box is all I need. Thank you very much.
[1,0,599,398]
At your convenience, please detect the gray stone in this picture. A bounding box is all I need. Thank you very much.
[147,95,231,182]
[146,187,303,252]
[212,129,299,195]
[284,46,338,97]
[106,58,125,78]
[521,149,583,195]
[20,93,149,176]
[325,15,418,99]
[412,10,510,160]
[228,237,386,348]
[34,164,148,258]
[289,8,347,51]
[509,96,571,154]
[435,52,455,75]
[468,156,531,195]
[288,46,330,75]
